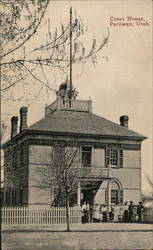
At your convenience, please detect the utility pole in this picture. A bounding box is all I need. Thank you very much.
[69,7,72,98]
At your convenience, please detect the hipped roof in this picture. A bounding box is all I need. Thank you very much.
[27,110,146,139]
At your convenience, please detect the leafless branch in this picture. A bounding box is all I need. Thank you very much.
[0,0,49,59]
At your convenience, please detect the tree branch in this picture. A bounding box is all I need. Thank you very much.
[17,61,55,93]
[1,64,38,91]
[0,0,49,59]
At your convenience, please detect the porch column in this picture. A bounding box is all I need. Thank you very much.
[108,180,111,212]
[108,165,112,212]
[77,182,81,207]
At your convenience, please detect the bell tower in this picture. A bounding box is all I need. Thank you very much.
[57,77,78,108]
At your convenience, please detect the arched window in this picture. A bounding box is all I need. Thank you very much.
[105,180,123,205]
[111,181,120,204]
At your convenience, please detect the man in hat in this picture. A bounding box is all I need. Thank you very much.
[81,201,87,223]
[137,202,144,223]
[128,201,134,222]
[123,201,129,222]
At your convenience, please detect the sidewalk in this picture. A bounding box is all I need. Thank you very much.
[2,222,153,232]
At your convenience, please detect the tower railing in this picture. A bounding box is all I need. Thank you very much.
[45,98,92,116]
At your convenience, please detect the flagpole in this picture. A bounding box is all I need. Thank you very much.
[69,7,72,98]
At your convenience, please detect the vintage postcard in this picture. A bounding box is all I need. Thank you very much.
[1,0,153,249]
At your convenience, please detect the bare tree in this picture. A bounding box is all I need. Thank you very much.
[1,3,109,94]
[37,141,81,231]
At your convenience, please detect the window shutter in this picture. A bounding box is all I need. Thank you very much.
[105,189,108,204]
[119,149,123,168]
[120,189,123,204]
[106,148,110,167]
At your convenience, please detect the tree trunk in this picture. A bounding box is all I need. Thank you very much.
[66,193,70,231]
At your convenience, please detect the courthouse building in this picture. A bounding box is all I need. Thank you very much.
[2,79,147,207]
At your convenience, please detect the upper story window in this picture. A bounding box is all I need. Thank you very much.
[106,148,123,168]
[82,146,92,167]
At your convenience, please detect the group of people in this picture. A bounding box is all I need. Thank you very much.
[81,201,109,223]
[81,201,144,223]
[123,201,144,223]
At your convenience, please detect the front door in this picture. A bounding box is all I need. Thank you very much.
[81,189,94,206]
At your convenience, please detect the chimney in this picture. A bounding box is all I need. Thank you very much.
[120,115,129,128]
[20,107,28,132]
[11,116,18,139]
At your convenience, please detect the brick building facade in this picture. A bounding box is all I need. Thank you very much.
[1,80,147,207]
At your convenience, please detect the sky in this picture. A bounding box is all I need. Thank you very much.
[2,0,153,193]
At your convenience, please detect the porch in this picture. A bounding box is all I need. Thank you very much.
[77,166,112,207]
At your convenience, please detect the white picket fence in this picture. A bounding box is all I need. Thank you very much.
[1,206,82,225]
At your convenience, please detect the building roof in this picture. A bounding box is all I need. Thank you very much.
[27,109,146,139]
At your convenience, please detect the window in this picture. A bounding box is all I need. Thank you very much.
[111,181,119,204]
[6,153,11,172]
[21,148,24,166]
[1,190,4,206]
[106,148,123,167]
[19,188,23,205]
[105,181,123,205]
[5,190,8,205]
[11,189,16,205]
[8,188,11,205]
[12,149,17,169]
[82,147,92,167]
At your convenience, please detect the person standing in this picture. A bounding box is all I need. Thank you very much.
[81,201,87,223]
[94,204,101,222]
[86,202,90,223]
[137,202,144,223]
[123,201,129,222]
[89,204,93,223]
[113,202,120,222]
[102,204,108,222]
[128,201,134,222]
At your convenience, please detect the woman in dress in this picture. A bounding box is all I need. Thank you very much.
[113,202,120,222]
[81,201,87,223]
[93,204,101,222]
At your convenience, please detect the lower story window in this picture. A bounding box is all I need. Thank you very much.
[19,188,23,205]
[1,190,4,206]
[111,189,118,204]
[105,181,123,204]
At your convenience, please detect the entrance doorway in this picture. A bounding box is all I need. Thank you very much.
[81,189,94,206]
[80,180,102,206]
